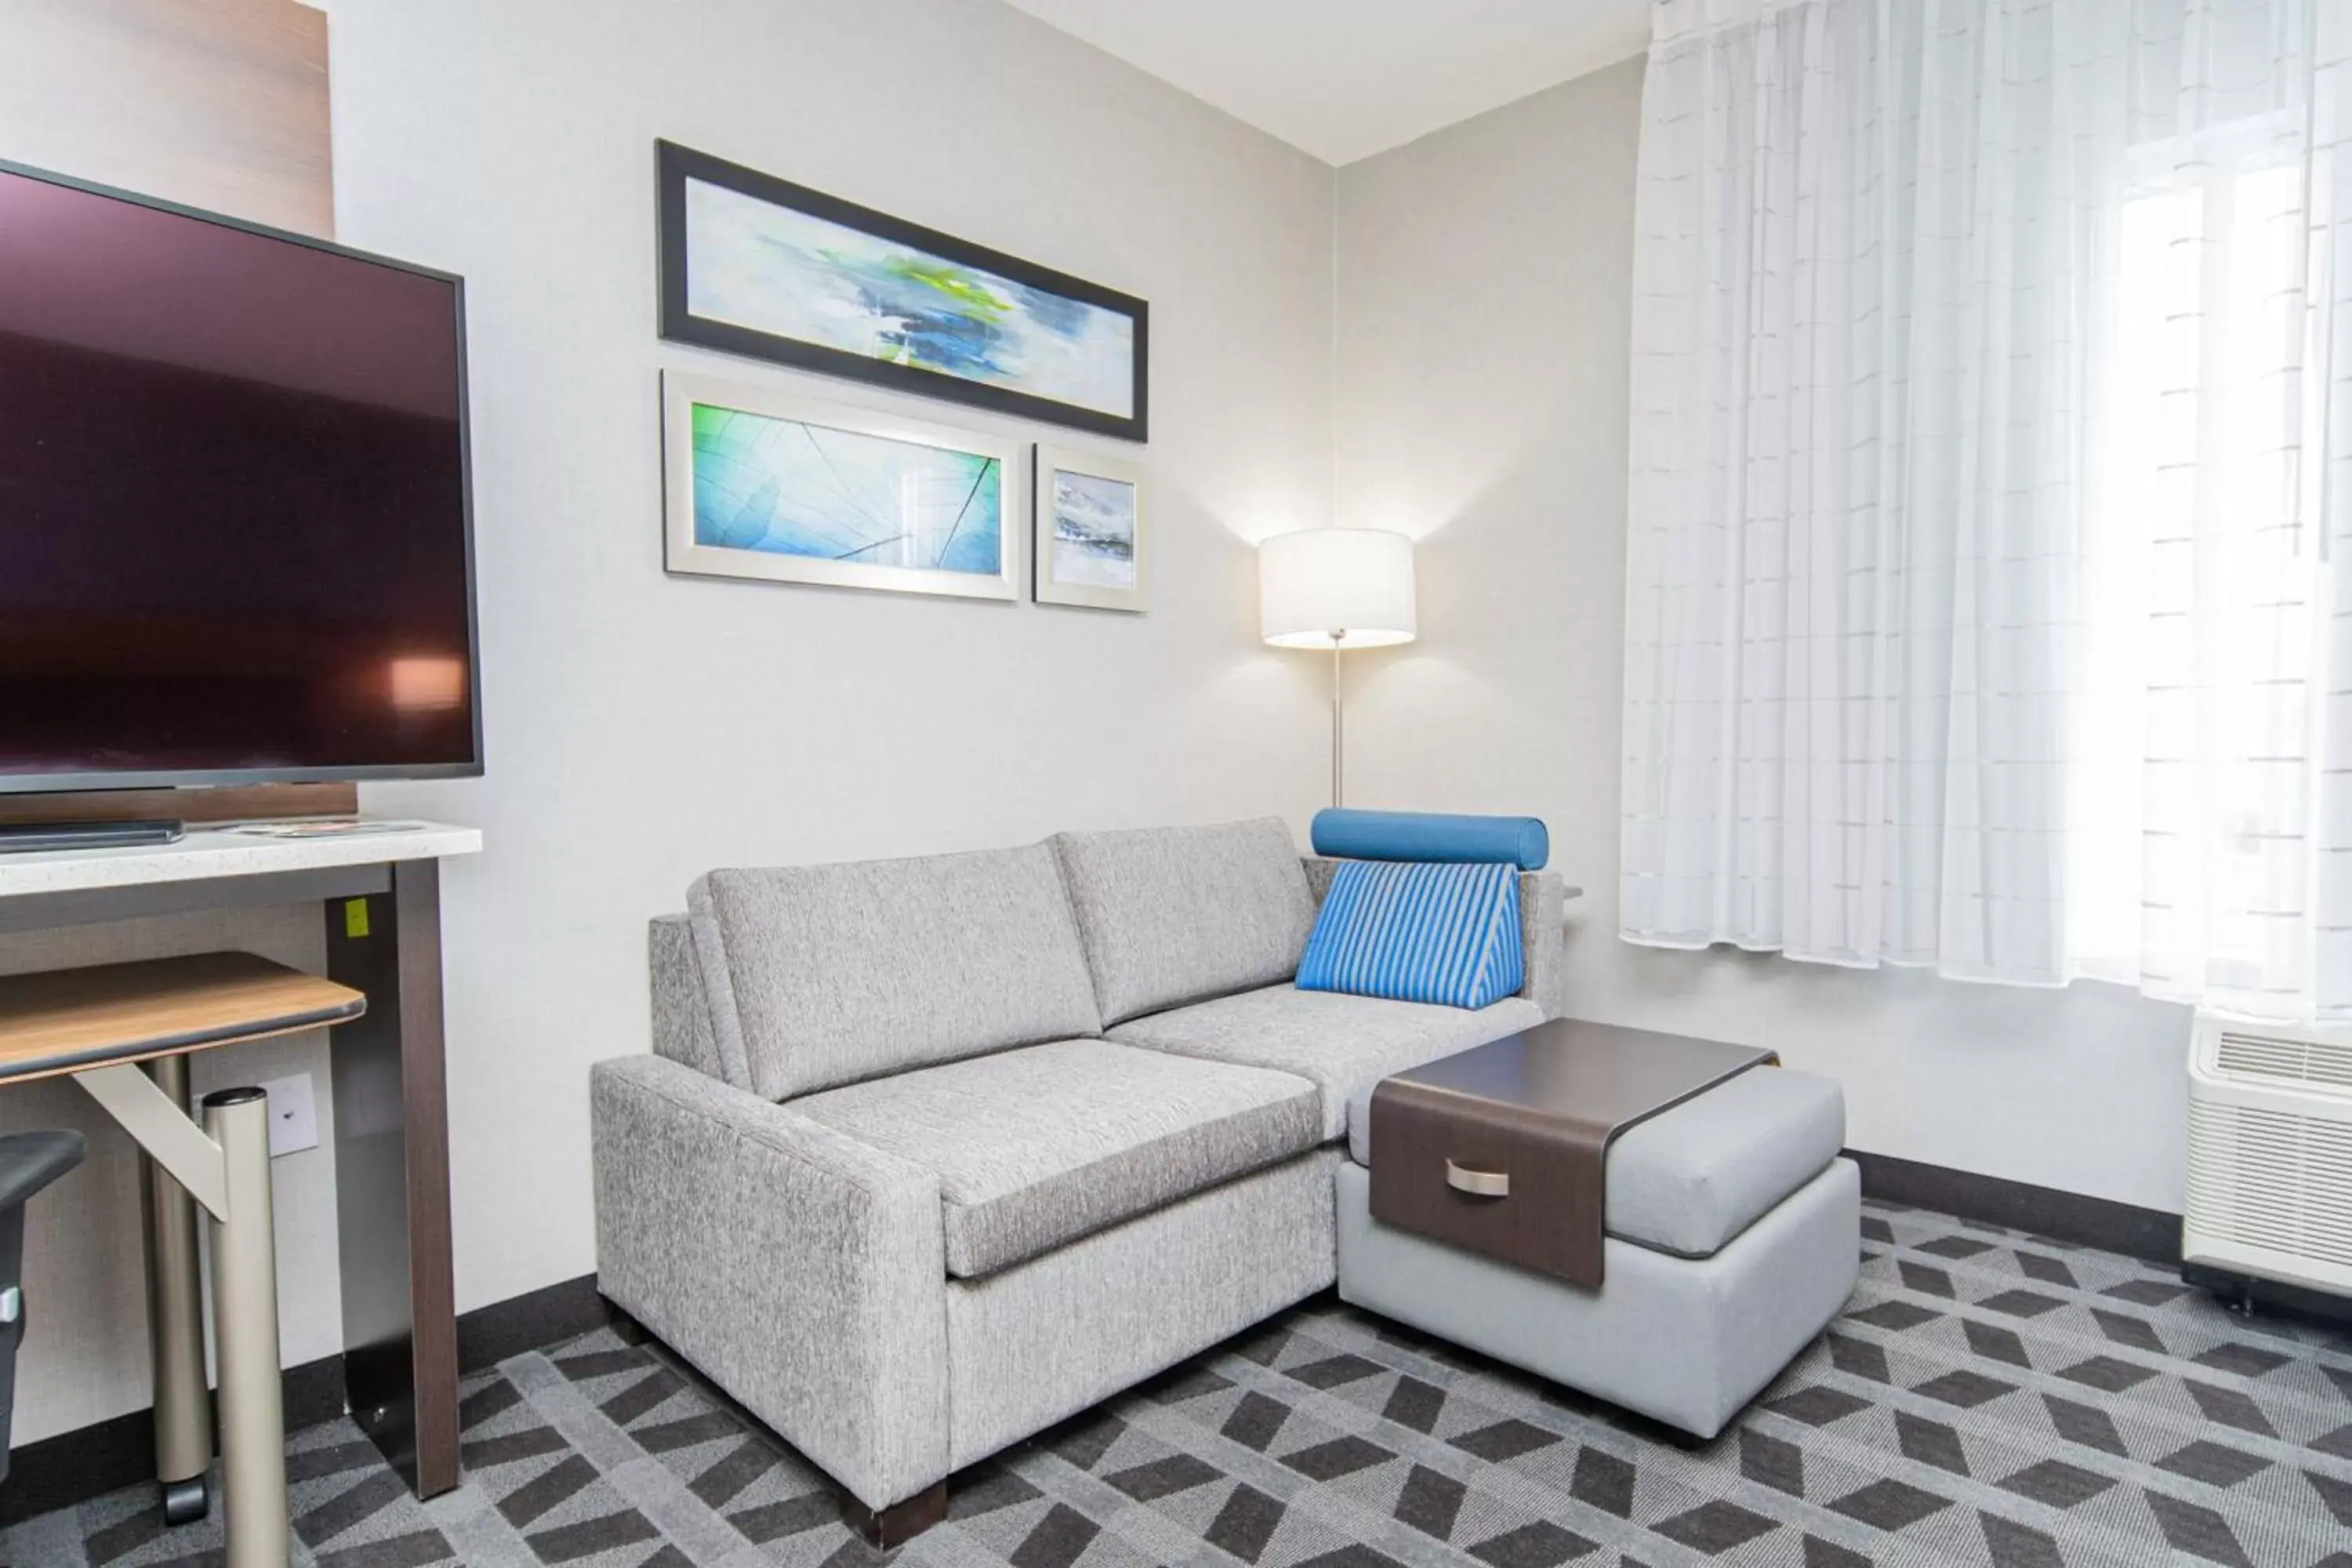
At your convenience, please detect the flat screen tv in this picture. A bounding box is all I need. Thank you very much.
[0,160,479,794]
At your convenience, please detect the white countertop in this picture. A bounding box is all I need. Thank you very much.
[0,819,482,898]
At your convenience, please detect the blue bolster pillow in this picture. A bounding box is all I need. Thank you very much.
[1310,808,1548,871]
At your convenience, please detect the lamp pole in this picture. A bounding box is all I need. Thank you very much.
[1330,634,1345,808]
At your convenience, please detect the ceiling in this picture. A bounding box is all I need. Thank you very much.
[1000,0,1652,166]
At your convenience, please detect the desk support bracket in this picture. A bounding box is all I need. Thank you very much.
[74,1063,228,1220]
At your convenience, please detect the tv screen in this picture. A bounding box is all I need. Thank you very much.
[0,162,479,793]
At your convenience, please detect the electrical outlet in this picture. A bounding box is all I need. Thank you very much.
[260,1073,319,1159]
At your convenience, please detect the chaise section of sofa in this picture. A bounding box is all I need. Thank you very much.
[596,818,1572,1537]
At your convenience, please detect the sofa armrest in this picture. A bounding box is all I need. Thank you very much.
[1519,869,1567,1018]
[590,1054,949,1508]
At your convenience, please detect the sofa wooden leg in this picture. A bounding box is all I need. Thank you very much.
[601,1298,649,1346]
[845,1481,947,1548]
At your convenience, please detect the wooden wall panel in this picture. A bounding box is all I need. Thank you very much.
[0,0,331,238]
[0,0,339,825]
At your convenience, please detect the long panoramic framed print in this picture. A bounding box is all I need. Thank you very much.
[662,372,1023,601]
[658,142,1149,443]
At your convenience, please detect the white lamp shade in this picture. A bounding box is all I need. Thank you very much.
[1258,528,1417,649]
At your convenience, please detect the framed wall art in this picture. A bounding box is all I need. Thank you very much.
[658,142,1149,442]
[662,371,1023,601]
[1033,444,1148,612]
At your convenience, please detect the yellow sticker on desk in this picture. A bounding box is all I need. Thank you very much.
[344,898,371,939]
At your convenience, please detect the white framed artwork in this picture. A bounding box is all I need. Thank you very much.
[1031,444,1148,612]
[662,371,1023,602]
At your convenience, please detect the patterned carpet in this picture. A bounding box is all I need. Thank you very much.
[9,1198,2352,1568]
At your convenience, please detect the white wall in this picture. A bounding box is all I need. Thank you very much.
[1333,56,2193,1215]
[13,0,1340,1443]
[331,0,1338,1311]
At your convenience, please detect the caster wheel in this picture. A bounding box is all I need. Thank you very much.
[161,1475,209,1526]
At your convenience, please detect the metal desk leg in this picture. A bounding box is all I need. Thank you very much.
[76,1064,289,1568]
[203,1087,288,1568]
[140,1054,212,1524]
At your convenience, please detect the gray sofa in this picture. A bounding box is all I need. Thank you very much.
[590,818,1566,1530]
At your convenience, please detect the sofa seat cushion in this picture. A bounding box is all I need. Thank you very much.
[790,1040,1320,1279]
[1348,1063,1846,1259]
[1051,818,1317,1026]
[1108,984,1542,1141]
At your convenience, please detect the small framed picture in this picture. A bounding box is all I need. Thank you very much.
[662,371,1022,601]
[1033,445,1148,612]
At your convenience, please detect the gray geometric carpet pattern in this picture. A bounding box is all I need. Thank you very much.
[9,1198,2352,1567]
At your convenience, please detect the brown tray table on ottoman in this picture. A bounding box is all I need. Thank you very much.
[1337,1018,1859,1439]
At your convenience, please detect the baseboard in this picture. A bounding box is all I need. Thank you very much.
[456,1270,610,1374]
[0,1271,605,1526]
[1847,1149,2183,1267]
[0,1350,344,1526]
[0,1406,157,1529]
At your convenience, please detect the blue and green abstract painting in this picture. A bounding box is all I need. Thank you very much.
[684,178,1134,420]
[691,401,1001,575]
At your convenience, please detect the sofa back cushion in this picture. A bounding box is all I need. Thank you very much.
[649,913,735,1085]
[689,844,1104,1102]
[1051,818,1316,1025]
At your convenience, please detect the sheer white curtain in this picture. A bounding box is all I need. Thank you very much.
[1621,0,2352,1020]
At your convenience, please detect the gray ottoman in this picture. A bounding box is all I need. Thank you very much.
[1337,1065,1860,1439]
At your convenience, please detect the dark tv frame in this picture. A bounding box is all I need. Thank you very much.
[656,140,1150,443]
[0,157,485,796]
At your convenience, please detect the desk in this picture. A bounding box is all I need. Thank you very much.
[0,952,365,1566]
[0,821,481,1506]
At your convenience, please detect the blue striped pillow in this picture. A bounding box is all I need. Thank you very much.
[1295,860,1524,1010]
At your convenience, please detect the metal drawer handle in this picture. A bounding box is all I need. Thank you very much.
[1445,1160,1509,1198]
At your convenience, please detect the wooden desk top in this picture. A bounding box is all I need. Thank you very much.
[0,952,365,1083]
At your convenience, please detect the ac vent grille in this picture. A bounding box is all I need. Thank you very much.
[2186,1101,2352,1269]
[2213,1029,2352,1093]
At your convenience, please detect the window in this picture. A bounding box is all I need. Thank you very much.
[2071,126,2332,1006]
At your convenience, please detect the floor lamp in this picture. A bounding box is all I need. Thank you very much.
[1258,528,1417,808]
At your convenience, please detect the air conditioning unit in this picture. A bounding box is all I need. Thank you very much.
[2183,1012,2352,1298]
